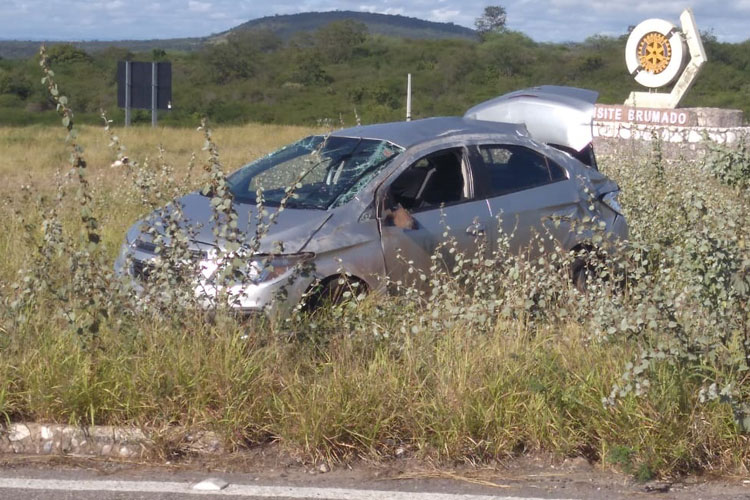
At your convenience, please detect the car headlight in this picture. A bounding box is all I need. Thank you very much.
[205,252,314,285]
[600,191,624,216]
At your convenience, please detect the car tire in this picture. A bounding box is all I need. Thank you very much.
[302,275,365,312]
[571,256,593,293]
[570,247,603,293]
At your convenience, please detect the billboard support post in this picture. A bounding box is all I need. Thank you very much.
[151,62,158,128]
[124,61,131,127]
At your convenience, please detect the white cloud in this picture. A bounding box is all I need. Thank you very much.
[429,8,460,23]
[187,0,211,13]
[358,5,404,15]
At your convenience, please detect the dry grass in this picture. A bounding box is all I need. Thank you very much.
[0,123,319,194]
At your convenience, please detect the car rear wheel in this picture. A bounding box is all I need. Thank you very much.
[571,256,594,293]
[570,246,604,293]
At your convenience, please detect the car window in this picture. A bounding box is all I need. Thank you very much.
[387,148,468,212]
[227,136,403,209]
[473,145,566,197]
[548,158,567,182]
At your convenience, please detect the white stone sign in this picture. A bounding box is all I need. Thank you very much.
[595,104,691,126]
[624,8,707,109]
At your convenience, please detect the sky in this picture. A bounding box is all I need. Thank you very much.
[0,0,747,43]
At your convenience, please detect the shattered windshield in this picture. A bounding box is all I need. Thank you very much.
[227,136,403,210]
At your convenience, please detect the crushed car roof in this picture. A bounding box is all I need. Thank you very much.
[332,116,527,149]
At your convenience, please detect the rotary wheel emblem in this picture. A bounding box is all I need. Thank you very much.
[637,32,672,74]
[625,15,695,89]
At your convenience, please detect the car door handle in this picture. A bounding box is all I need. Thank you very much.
[466,222,486,236]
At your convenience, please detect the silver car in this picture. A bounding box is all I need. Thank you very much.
[115,86,627,315]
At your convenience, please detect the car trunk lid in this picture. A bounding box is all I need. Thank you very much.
[464,86,598,154]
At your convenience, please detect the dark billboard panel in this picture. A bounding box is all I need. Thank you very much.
[117,61,172,110]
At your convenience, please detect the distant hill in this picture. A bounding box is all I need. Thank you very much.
[213,11,477,42]
[0,38,205,60]
[0,11,476,59]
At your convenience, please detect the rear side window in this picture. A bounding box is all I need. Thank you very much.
[472,145,567,198]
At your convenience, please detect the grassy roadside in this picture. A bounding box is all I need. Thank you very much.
[1,109,749,477]
[1,306,742,477]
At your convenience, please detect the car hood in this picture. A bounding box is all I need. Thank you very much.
[464,86,598,152]
[140,192,332,254]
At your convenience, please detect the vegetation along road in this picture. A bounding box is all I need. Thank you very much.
[1,7,750,489]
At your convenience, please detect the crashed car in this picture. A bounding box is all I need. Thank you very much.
[115,86,627,315]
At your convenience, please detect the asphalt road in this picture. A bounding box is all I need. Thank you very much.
[0,473,578,500]
[1,458,749,500]
[0,477,578,500]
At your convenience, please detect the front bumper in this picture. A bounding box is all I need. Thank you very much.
[114,243,313,317]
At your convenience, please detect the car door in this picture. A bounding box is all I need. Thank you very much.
[468,143,581,258]
[377,146,492,290]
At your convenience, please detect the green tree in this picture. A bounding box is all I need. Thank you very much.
[152,48,167,61]
[475,6,507,38]
[201,30,281,83]
[0,69,32,99]
[314,21,368,63]
[477,30,536,77]
[242,28,283,53]
[202,34,258,82]
[45,44,93,64]
[293,57,333,86]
